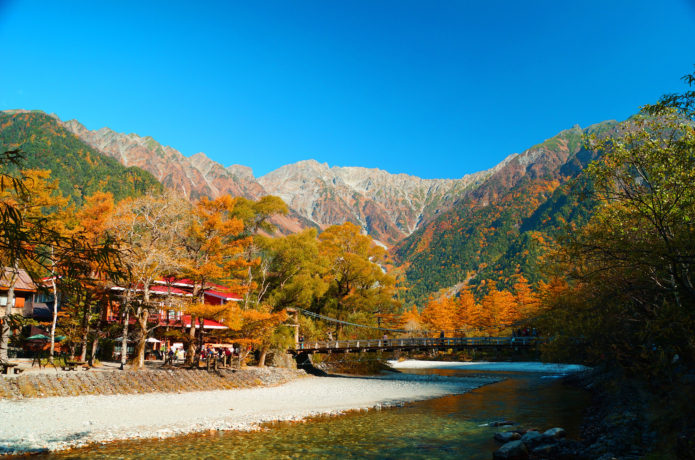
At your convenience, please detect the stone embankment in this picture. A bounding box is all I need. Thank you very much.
[0,367,306,400]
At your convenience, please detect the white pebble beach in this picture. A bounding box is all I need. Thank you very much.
[0,373,499,455]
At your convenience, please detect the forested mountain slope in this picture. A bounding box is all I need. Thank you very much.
[393,121,617,305]
[0,110,162,204]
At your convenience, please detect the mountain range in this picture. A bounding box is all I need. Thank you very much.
[59,115,516,245]
[0,109,615,304]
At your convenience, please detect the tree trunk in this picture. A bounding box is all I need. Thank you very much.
[238,345,252,368]
[89,332,99,366]
[0,267,19,362]
[79,294,92,362]
[0,318,8,363]
[185,316,197,366]
[49,277,58,364]
[197,317,205,367]
[257,345,269,367]
[134,308,149,369]
[120,308,129,370]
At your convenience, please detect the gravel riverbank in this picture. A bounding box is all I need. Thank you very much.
[0,371,500,455]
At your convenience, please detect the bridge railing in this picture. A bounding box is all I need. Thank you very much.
[295,336,541,350]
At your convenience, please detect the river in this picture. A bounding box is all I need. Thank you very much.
[40,363,589,459]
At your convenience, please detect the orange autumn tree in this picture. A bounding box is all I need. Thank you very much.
[512,275,540,320]
[70,191,118,364]
[454,287,478,336]
[15,171,71,347]
[479,281,518,334]
[399,305,422,336]
[421,295,457,336]
[180,194,253,366]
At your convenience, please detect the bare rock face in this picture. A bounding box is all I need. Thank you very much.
[60,115,499,244]
[258,159,493,244]
[62,119,234,200]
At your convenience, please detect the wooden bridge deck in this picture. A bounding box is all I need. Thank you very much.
[290,336,541,354]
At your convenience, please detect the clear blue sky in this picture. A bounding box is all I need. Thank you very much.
[1,1,694,179]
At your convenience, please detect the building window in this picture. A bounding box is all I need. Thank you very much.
[35,292,55,304]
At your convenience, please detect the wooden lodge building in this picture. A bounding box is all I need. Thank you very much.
[104,277,241,328]
[0,268,38,319]
[2,268,241,360]
[105,278,242,358]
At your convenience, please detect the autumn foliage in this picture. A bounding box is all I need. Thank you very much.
[413,276,541,336]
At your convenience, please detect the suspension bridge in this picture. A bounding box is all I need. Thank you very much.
[287,308,542,355]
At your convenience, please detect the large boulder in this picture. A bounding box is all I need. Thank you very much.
[267,351,297,369]
[531,443,558,457]
[493,440,529,460]
[542,427,566,439]
[494,431,522,443]
[520,430,544,449]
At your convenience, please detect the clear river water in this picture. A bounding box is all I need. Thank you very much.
[40,366,589,459]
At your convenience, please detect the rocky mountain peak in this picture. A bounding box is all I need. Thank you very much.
[53,111,566,246]
[226,164,255,181]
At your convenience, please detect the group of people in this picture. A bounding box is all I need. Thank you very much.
[163,344,241,366]
[513,327,538,337]
[163,347,183,364]
[200,345,238,361]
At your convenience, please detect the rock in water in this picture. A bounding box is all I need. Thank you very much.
[520,430,543,448]
[494,431,522,443]
[493,440,529,460]
[490,420,516,427]
[542,427,566,439]
[531,443,558,457]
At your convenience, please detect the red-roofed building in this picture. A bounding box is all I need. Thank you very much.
[104,278,242,330]
[0,267,38,319]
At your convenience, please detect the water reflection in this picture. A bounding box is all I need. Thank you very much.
[42,367,588,460]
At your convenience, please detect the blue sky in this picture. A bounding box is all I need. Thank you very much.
[1,1,694,179]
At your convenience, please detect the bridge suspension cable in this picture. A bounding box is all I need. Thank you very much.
[296,308,410,334]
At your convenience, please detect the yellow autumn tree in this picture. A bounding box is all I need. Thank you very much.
[228,305,288,367]
[318,222,398,339]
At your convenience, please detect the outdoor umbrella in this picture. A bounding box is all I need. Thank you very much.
[27,334,66,341]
